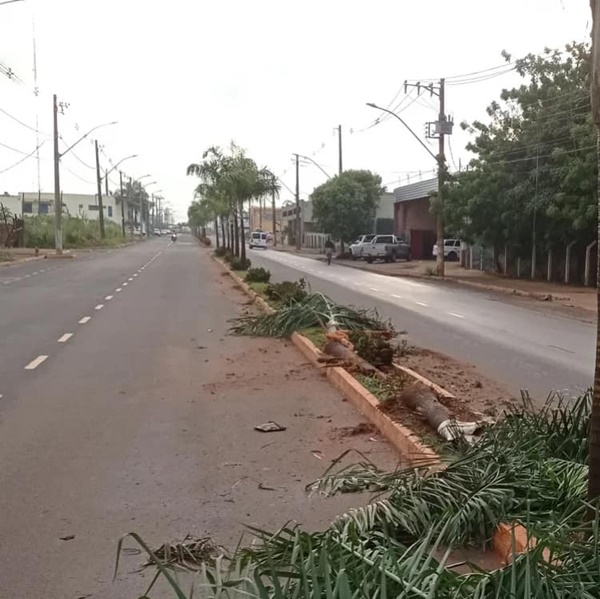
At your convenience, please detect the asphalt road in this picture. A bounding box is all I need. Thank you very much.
[0,237,397,598]
[248,248,596,401]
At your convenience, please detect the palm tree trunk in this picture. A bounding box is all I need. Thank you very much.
[222,218,227,250]
[214,218,220,248]
[233,207,240,257]
[239,199,247,262]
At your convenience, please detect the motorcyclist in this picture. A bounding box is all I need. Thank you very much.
[324,237,335,265]
[171,232,177,242]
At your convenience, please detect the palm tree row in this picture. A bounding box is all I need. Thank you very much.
[187,143,280,261]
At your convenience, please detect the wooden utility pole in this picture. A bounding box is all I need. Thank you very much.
[436,78,446,277]
[52,94,63,254]
[294,153,301,250]
[337,124,343,175]
[119,170,125,236]
[94,140,105,239]
[587,0,600,502]
[104,168,109,196]
[271,176,277,247]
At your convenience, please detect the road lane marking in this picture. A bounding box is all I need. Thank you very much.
[391,294,403,299]
[133,273,138,277]
[128,277,133,281]
[449,312,464,319]
[105,295,113,300]
[25,355,48,370]
[79,316,91,324]
[116,288,122,292]
[416,301,429,307]
[369,287,380,292]
[57,333,73,343]
[123,282,129,286]
[95,304,104,310]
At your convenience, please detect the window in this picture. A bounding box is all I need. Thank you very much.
[108,206,113,217]
[23,202,33,214]
[88,205,99,211]
[378,236,393,244]
[39,203,49,214]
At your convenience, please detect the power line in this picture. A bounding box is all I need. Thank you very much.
[0,105,50,136]
[62,162,95,185]
[0,140,47,174]
[59,138,95,170]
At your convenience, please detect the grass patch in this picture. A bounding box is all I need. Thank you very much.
[0,250,14,262]
[299,326,327,349]
[247,281,269,297]
[233,270,247,280]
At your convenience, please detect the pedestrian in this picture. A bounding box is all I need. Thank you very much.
[324,236,335,265]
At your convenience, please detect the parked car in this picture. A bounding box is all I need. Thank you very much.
[349,234,375,260]
[249,230,268,249]
[432,238,462,261]
[361,235,411,263]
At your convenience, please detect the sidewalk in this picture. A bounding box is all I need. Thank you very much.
[273,245,596,314]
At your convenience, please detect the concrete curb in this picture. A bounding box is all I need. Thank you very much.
[0,254,47,268]
[212,254,441,465]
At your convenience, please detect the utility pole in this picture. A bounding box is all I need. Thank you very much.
[337,124,343,175]
[53,94,62,254]
[271,176,277,247]
[119,170,125,236]
[402,78,450,276]
[129,176,133,232]
[531,146,540,279]
[294,153,301,250]
[104,168,109,196]
[94,140,105,239]
[436,78,446,277]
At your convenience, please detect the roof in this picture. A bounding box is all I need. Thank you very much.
[393,177,438,203]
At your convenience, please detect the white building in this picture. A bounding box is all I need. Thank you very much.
[0,192,140,227]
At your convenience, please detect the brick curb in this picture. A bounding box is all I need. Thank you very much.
[212,255,440,465]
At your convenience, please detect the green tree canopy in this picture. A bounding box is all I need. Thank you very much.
[311,170,383,246]
[445,42,597,255]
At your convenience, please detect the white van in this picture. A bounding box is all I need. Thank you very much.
[249,231,268,250]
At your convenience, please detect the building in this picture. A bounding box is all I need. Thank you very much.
[393,178,438,260]
[248,205,282,234]
[0,192,142,228]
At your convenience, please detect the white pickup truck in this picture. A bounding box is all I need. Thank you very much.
[361,235,412,263]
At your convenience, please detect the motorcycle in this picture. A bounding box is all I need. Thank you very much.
[171,234,177,242]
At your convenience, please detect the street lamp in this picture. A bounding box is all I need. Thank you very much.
[0,0,25,6]
[53,99,117,253]
[296,154,331,180]
[366,101,445,275]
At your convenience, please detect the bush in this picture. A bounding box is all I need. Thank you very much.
[229,256,251,271]
[265,278,307,306]
[245,267,271,283]
[200,237,212,247]
[214,246,229,257]
[24,215,124,248]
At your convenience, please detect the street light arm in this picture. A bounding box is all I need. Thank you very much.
[103,154,137,179]
[59,121,118,158]
[0,0,24,6]
[366,103,438,162]
[298,154,332,179]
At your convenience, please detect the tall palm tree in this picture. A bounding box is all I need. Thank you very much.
[588,0,600,502]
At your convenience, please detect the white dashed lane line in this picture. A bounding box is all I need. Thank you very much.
[123,282,128,286]
[116,288,122,292]
[391,294,403,299]
[24,355,49,370]
[128,277,133,281]
[369,287,380,292]
[416,301,429,307]
[79,316,91,324]
[94,304,104,311]
[105,295,113,301]
[449,312,465,319]
[57,333,73,343]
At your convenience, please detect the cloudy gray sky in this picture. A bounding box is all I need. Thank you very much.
[0,0,592,221]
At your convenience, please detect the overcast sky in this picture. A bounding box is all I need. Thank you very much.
[0,0,592,221]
